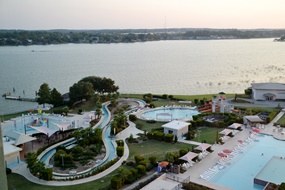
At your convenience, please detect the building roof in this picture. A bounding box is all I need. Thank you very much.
[29,126,58,137]
[5,131,36,146]
[3,139,22,155]
[245,116,265,123]
[162,120,190,130]
[52,122,72,131]
[252,83,285,90]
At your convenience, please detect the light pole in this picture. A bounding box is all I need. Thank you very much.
[60,154,65,167]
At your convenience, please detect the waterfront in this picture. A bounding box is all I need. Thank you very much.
[1,39,285,114]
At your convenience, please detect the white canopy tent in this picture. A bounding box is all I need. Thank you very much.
[52,122,72,131]
[219,129,233,136]
[194,143,212,152]
[179,151,198,163]
[29,126,58,137]
[228,123,243,129]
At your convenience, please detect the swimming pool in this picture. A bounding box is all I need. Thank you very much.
[209,134,285,190]
[142,107,200,121]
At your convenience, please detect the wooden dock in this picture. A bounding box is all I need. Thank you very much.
[5,95,37,102]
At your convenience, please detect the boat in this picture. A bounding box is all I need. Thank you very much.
[2,93,11,97]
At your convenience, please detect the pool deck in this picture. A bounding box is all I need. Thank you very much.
[167,110,285,190]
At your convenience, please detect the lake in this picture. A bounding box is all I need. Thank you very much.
[1,39,285,114]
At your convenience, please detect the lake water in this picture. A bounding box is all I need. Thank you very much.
[1,39,285,114]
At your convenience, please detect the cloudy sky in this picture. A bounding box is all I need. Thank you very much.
[0,0,284,30]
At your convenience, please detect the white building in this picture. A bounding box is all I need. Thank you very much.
[251,83,285,101]
[162,120,189,139]
[3,138,22,167]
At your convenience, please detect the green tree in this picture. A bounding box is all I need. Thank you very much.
[69,81,94,102]
[50,88,63,106]
[37,83,51,108]
[80,76,119,94]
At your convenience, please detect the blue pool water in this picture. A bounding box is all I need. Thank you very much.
[210,134,285,190]
[143,108,200,121]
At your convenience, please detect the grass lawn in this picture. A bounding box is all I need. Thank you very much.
[276,115,285,126]
[7,169,120,190]
[133,119,167,132]
[121,93,236,103]
[192,127,223,144]
[127,140,192,162]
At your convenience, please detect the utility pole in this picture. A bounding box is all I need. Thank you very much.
[0,122,9,190]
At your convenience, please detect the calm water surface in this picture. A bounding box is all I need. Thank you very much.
[1,39,285,114]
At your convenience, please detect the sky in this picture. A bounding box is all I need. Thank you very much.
[0,0,284,30]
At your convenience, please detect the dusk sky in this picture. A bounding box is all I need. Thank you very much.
[0,0,284,30]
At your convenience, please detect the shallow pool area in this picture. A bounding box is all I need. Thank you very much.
[142,107,200,121]
[209,134,285,190]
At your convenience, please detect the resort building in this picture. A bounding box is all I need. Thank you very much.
[162,120,189,139]
[3,138,22,167]
[251,83,285,101]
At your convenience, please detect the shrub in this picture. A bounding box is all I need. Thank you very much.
[169,95,174,99]
[111,176,123,190]
[194,99,199,104]
[164,133,174,142]
[136,165,146,174]
[153,131,164,141]
[116,139,124,147]
[134,155,145,165]
[147,132,154,139]
[116,146,124,157]
[129,114,137,121]
[146,164,154,171]
[42,168,53,181]
[138,160,147,167]
[126,161,135,166]
[267,110,279,123]
[149,156,157,165]
[130,168,138,176]
[162,94,168,99]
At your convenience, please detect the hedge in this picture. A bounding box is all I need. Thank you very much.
[267,110,279,123]
[153,131,164,141]
[116,146,124,157]
[164,134,174,142]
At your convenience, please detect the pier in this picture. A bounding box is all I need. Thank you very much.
[4,95,37,102]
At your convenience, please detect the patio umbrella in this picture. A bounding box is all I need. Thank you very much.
[158,161,169,167]
[223,149,232,154]
[238,140,244,143]
[218,153,227,157]
[252,128,260,133]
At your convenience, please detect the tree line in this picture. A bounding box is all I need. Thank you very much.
[1,29,285,46]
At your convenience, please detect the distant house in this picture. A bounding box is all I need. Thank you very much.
[162,120,189,139]
[251,83,285,101]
